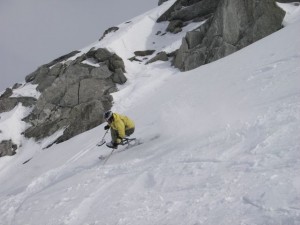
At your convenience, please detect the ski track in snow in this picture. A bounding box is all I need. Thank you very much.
[1,2,300,225]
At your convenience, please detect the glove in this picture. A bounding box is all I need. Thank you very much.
[104,125,110,130]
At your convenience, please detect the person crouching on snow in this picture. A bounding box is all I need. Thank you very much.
[103,110,135,148]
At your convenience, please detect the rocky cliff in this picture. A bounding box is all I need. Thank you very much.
[0,46,127,155]
[159,0,285,71]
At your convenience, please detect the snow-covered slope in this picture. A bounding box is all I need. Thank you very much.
[0,2,300,225]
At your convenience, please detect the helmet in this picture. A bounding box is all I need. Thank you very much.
[104,110,113,121]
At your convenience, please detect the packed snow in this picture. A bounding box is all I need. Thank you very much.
[0,1,300,225]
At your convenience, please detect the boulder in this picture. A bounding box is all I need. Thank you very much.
[0,140,17,157]
[128,56,143,62]
[112,68,127,84]
[146,52,169,64]
[166,20,183,33]
[94,48,114,62]
[108,54,126,72]
[99,26,119,41]
[134,50,155,57]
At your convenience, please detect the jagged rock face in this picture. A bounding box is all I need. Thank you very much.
[173,0,285,71]
[24,48,126,143]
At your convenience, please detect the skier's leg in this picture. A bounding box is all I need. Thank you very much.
[111,128,118,143]
[125,127,135,137]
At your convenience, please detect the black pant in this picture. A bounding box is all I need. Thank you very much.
[111,127,135,143]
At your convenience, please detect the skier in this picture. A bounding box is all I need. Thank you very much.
[103,110,135,148]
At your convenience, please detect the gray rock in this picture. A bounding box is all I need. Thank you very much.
[112,69,127,84]
[174,37,189,70]
[157,0,217,22]
[174,0,285,71]
[166,20,183,33]
[60,83,79,107]
[12,83,22,89]
[25,66,49,83]
[55,100,105,143]
[99,26,119,41]
[128,56,143,62]
[134,50,155,57]
[146,52,169,64]
[94,48,114,62]
[24,118,69,140]
[157,0,184,22]
[71,54,88,65]
[0,88,13,99]
[108,54,126,72]
[91,65,112,79]
[79,78,108,104]
[25,65,59,92]
[185,19,212,49]
[0,97,36,113]
[45,50,80,68]
[168,0,220,22]
[0,140,17,157]
[0,98,18,113]
[23,49,124,142]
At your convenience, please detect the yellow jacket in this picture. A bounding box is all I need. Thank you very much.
[110,113,135,142]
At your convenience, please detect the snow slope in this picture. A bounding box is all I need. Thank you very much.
[0,2,300,225]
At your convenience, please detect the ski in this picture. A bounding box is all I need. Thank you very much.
[98,138,142,161]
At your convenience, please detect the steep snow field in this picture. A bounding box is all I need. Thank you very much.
[0,1,300,225]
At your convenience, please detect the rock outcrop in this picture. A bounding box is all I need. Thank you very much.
[23,48,126,144]
[0,97,36,113]
[99,27,119,41]
[146,52,169,64]
[172,0,285,71]
[157,0,219,23]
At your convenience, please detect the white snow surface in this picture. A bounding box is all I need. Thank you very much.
[0,2,300,225]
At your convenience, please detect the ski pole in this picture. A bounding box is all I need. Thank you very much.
[97,128,109,146]
[102,147,117,165]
